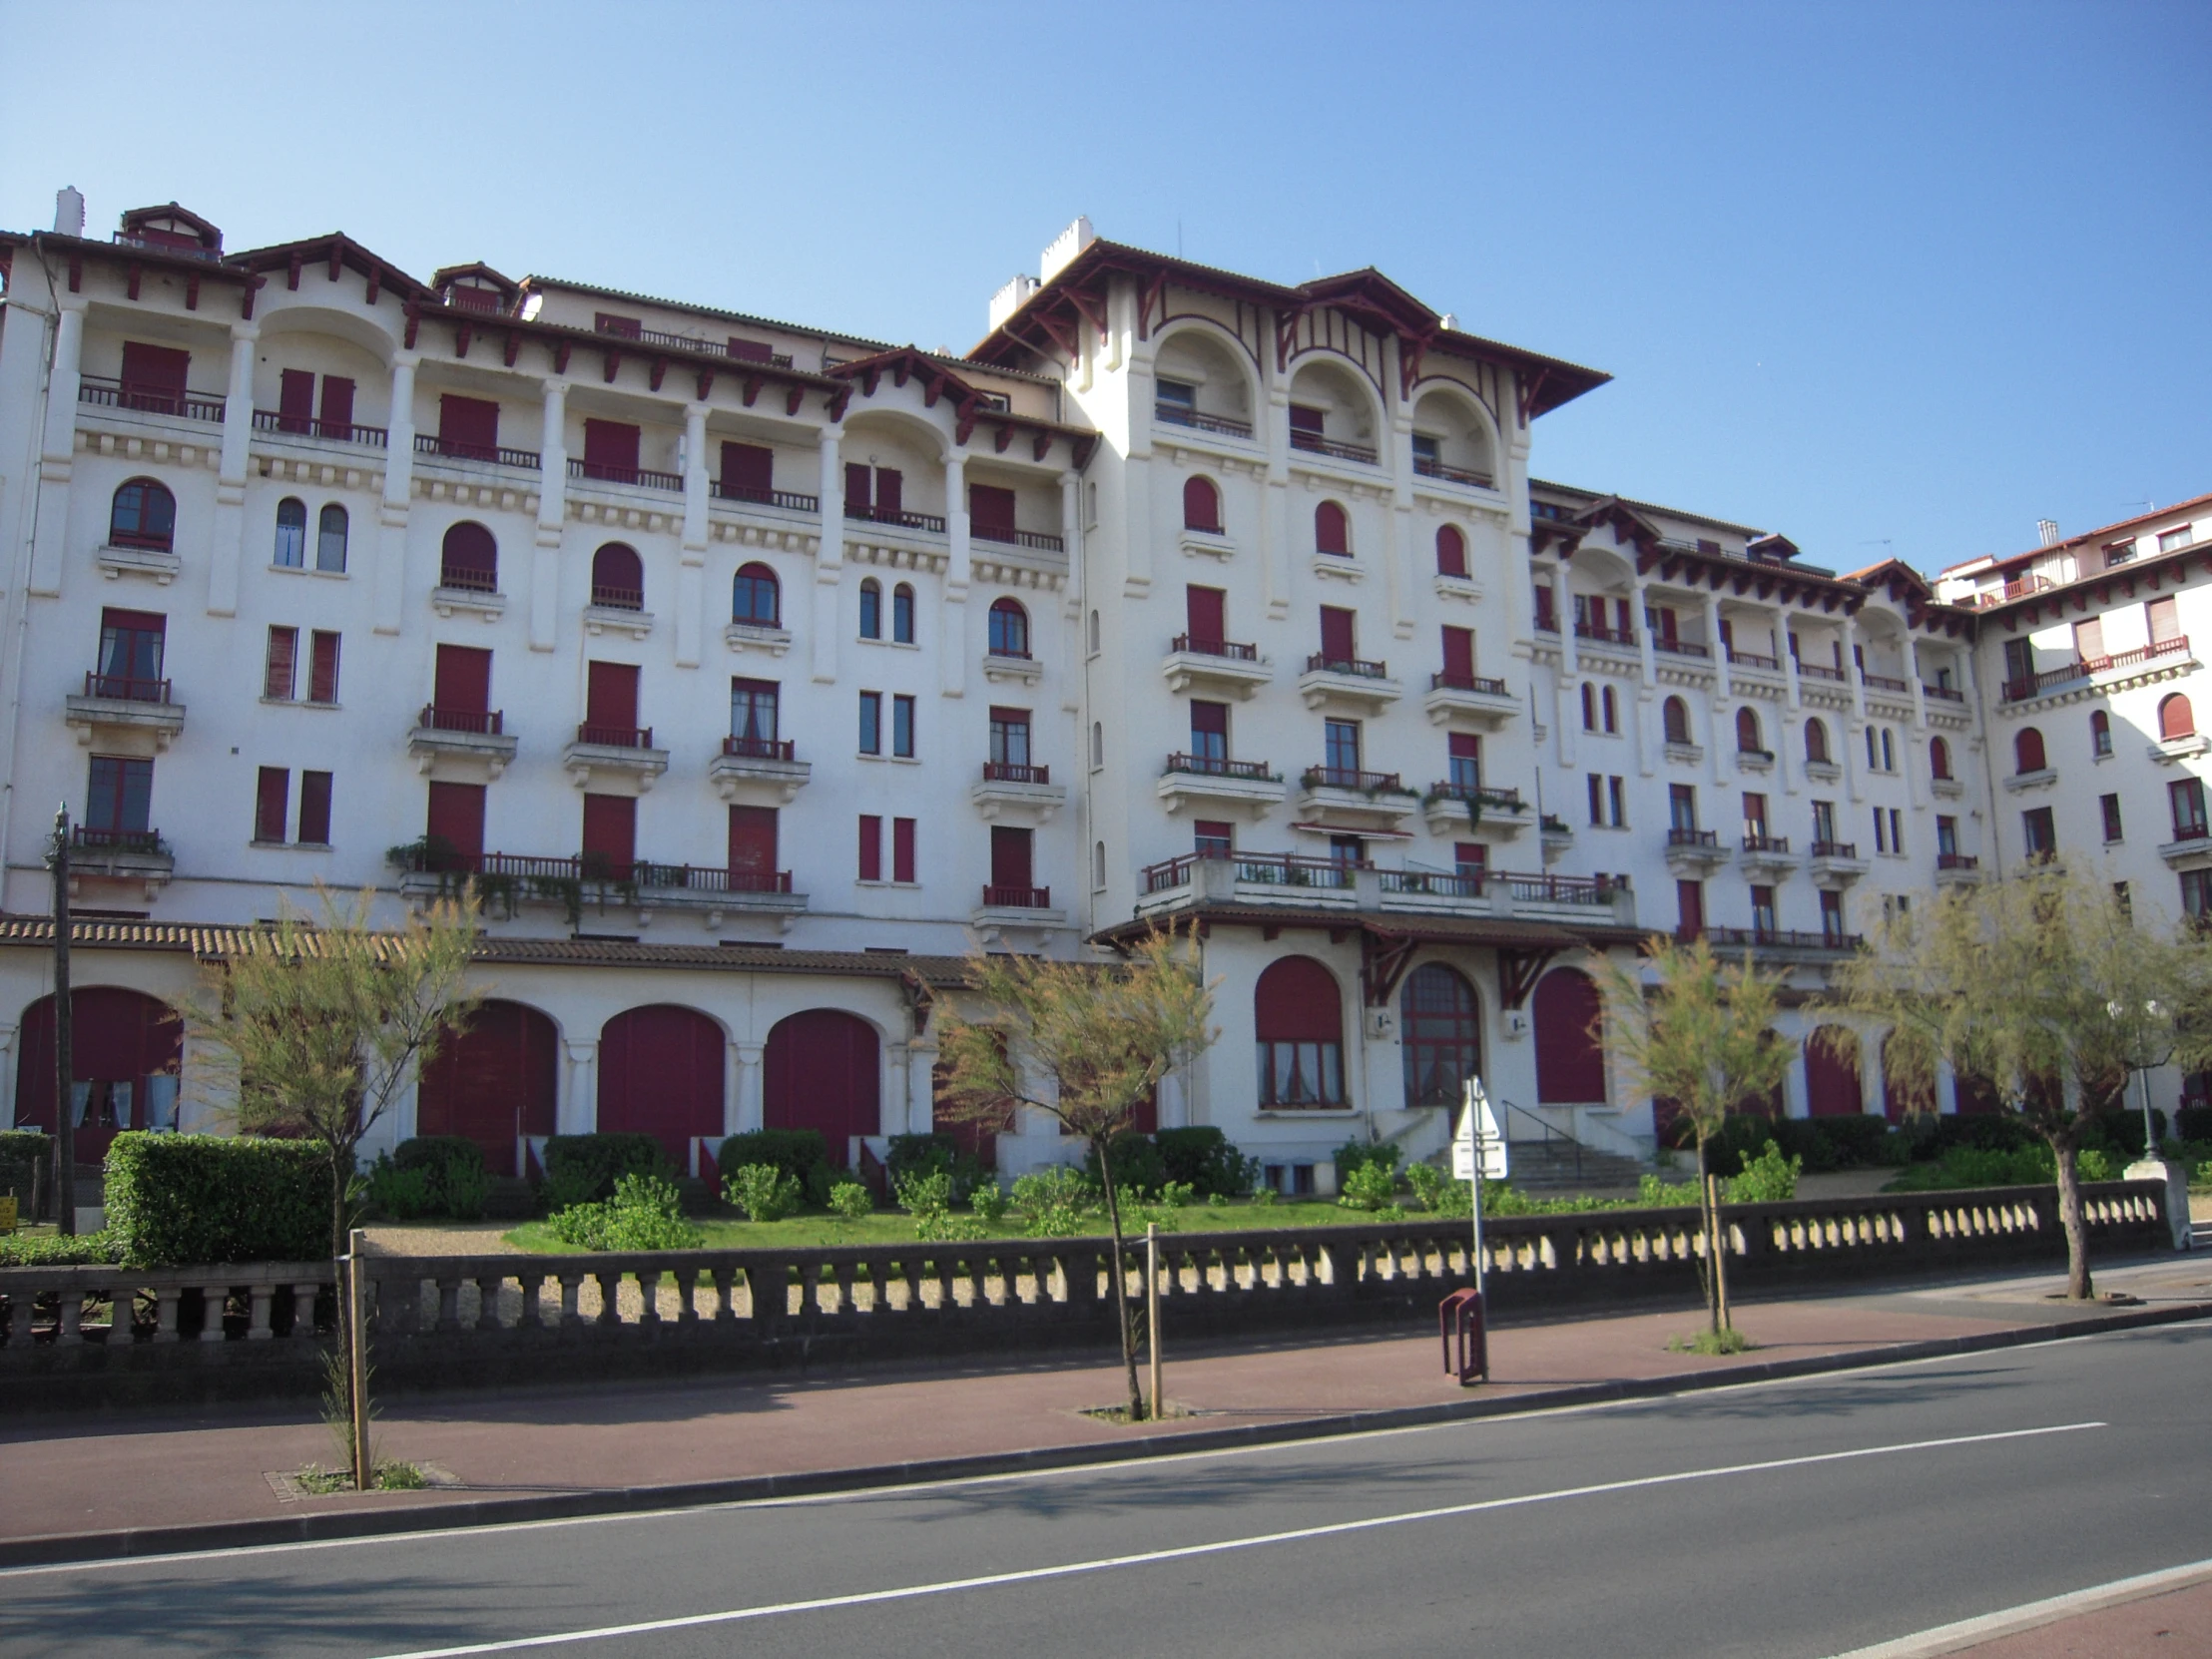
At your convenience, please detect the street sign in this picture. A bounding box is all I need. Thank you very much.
[1451,1080,1508,1181]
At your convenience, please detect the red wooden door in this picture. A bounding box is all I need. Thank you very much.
[598,1006,725,1164]
[415,1000,558,1176]
[13,988,183,1163]
[1441,626,1474,680]
[585,661,640,736]
[434,645,491,716]
[969,484,1016,531]
[764,1010,880,1165]
[426,782,486,861]
[438,395,499,454]
[1533,969,1607,1103]
[1807,1028,1862,1116]
[1186,585,1226,644]
[581,795,636,875]
[120,342,189,409]
[1675,879,1704,938]
[1320,606,1356,661]
[583,419,640,479]
[844,463,872,514]
[722,442,773,496]
[318,375,354,433]
[990,826,1033,891]
[277,368,315,432]
[728,806,778,884]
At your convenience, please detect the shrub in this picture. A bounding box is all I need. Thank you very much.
[718,1130,830,1195]
[0,1129,50,1215]
[1010,1167,1099,1237]
[1882,1142,2114,1192]
[1726,1140,1802,1204]
[1153,1127,1252,1197]
[828,1181,873,1223]
[0,1230,122,1267]
[387,1136,491,1221]
[894,1168,953,1219]
[1085,1131,1169,1199]
[1338,1161,1399,1212]
[883,1133,986,1204]
[541,1134,668,1210]
[725,1164,804,1224]
[546,1173,703,1252]
[104,1132,330,1266]
[364,1157,439,1221]
[969,1177,1010,1230]
[1333,1138,1403,1190]
[1248,1184,1278,1209]
[1637,1173,1703,1208]
[1404,1161,1472,1218]
[2175,1104,2212,1143]
[1207,1191,1231,1210]
[1156,1180,1196,1210]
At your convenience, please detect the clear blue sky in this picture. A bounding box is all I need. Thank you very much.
[4,0,2203,579]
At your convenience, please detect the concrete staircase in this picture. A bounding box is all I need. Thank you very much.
[1505,1138,1648,1194]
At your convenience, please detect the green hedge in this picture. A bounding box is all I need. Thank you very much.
[1154,1128,1253,1197]
[0,1230,122,1267]
[717,1129,832,1204]
[540,1133,668,1210]
[369,1136,491,1221]
[104,1132,331,1266]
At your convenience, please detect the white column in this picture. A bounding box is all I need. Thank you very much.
[530,381,567,651]
[906,1043,939,1135]
[28,304,84,597]
[814,428,841,684]
[1555,564,1579,676]
[677,402,710,670]
[205,325,258,618]
[1705,592,1731,699]
[735,1042,765,1134]
[1844,615,1866,720]
[559,1039,598,1135]
[374,354,416,635]
[0,1024,17,1129]
[1632,577,1656,689]
[941,451,969,699]
[1862,1027,1886,1118]
[1502,525,1534,659]
[1780,607,1803,711]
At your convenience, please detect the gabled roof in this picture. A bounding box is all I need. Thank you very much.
[430,262,519,297]
[119,202,223,249]
[828,345,1098,460]
[228,233,437,303]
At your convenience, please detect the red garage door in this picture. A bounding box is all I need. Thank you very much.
[416,1000,558,1176]
[15,988,183,1162]
[1807,1025,1863,1117]
[598,1005,725,1164]
[764,1010,879,1166]
[1533,968,1606,1104]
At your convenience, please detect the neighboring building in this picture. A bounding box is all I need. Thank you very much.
[0,194,2193,1194]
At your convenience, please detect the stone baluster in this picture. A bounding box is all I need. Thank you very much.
[636,1269,663,1329]
[247,1281,276,1340]
[674,1269,699,1325]
[434,1276,462,1333]
[288,1281,323,1338]
[515,1273,546,1329]
[199,1284,231,1341]
[57,1289,83,1346]
[710,1266,737,1323]
[474,1274,505,1331]
[559,1272,586,1327]
[593,1270,621,1327]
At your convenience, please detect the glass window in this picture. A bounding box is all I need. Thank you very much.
[858,691,881,755]
[859,580,880,640]
[2171,779,2208,839]
[988,707,1031,769]
[2102,794,2124,842]
[315,504,348,573]
[1324,720,1361,777]
[87,755,155,834]
[109,479,176,551]
[988,599,1029,658]
[892,694,915,758]
[733,562,780,627]
[731,678,780,747]
[892,583,915,644]
[274,497,306,567]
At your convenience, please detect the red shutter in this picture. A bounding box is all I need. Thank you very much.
[858,815,882,881]
[763,1009,879,1165]
[434,645,492,716]
[1441,626,1474,680]
[121,342,190,404]
[581,794,636,872]
[722,442,774,495]
[426,782,487,858]
[307,631,340,703]
[586,661,640,733]
[297,772,332,844]
[728,337,773,362]
[277,368,315,432]
[416,1000,559,1176]
[1190,700,1229,740]
[844,463,872,514]
[317,375,354,433]
[598,1005,727,1166]
[990,826,1033,890]
[594,312,643,339]
[876,468,903,515]
[2150,596,2181,643]
[1613,598,1632,637]
[1436,524,1468,576]
[728,806,778,879]
[1656,607,1678,644]
[892,817,916,883]
[2015,728,2046,773]
[583,419,641,477]
[1186,585,1227,643]
[1453,840,1486,870]
[1448,733,1479,762]
[1533,969,1607,1103]
[438,395,499,453]
[2073,618,2104,662]
[1534,585,1556,631]
[1806,1027,1863,1116]
[1319,606,1356,661]
[969,484,1016,529]
[1182,476,1221,531]
[256,768,289,842]
[1254,956,1343,1042]
[264,627,297,700]
[1288,405,1325,434]
[1675,879,1704,937]
[1315,502,1349,555]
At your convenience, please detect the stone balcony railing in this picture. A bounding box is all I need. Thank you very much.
[1136,850,1636,928]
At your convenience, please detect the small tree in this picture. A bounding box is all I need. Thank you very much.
[1595,935,1794,1335]
[934,924,1216,1420]
[1820,867,2212,1300]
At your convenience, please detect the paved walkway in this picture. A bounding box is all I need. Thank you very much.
[8,1254,2210,1557]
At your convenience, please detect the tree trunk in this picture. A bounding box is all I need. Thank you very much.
[1694,1136,1720,1332]
[1094,1138,1144,1420]
[2049,1130,2093,1301]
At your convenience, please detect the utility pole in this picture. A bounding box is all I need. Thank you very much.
[50,805,76,1236]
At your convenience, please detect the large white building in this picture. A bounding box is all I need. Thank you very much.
[0,194,2201,1192]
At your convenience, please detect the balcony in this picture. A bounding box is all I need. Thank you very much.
[1135,851,1636,928]
[408,706,517,778]
[78,375,224,424]
[67,826,173,897]
[1935,851,1984,886]
[1155,402,1256,442]
[1289,430,1379,466]
[561,724,671,790]
[1796,662,1848,684]
[1573,622,1637,652]
[414,433,541,471]
[1808,840,1869,887]
[394,847,805,927]
[1297,767,1419,830]
[981,646,1043,688]
[431,563,506,622]
[253,409,388,448]
[1411,456,1494,490]
[1162,635,1272,699]
[1651,637,1712,661]
[1725,647,1783,673]
[1923,682,1966,704]
[1738,832,1798,878]
[66,671,184,752]
[2157,829,2212,870]
[594,316,796,368]
[971,760,1066,825]
[1662,827,1732,873]
[970,523,1067,554]
[1700,926,1863,963]
[1540,815,1574,864]
[1297,654,1401,713]
[1860,670,1910,694]
[583,582,654,641]
[1422,671,1520,730]
[1156,753,1288,821]
[709,735,811,805]
[569,457,683,493]
[713,481,821,515]
[2000,634,2192,703]
[1421,784,1532,840]
[845,504,947,535]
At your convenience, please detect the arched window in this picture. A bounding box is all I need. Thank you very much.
[1093,840,1107,888]
[591,542,643,610]
[1930,735,1952,781]
[274,497,306,567]
[1090,721,1103,768]
[1435,524,1468,577]
[13,986,183,1159]
[1183,475,1222,533]
[733,561,780,627]
[1866,726,1881,768]
[1736,707,1764,754]
[1663,696,1691,747]
[1580,682,1596,731]
[2161,694,2195,741]
[1601,684,1619,734]
[1255,956,1346,1107]
[988,598,1030,659]
[110,478,176,552]
[439,521,497,592]
[316,504,348,573]
[1087,609,1101,654]
[1881,729,1895,772]
[858,578,881,639]
[1315,501,1351,556]
[1533,967,1606,1104]
[892,583,916,644]
[2090,709,2112,757]
[1400,963,1479,1110]
[1805,718,1831,765]
[2014,727,2047,775]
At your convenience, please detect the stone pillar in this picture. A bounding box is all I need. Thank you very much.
[906,1043,939,1136]
[0,1023,16,1129]
[27,303,82,597]
[205,324,258,618]
[530,381,567,652]
[734,1041,765,1135]
[1633,576,1656,690]
[1844,615,1866,720]
[814,428,841,684]
[560,1039,598,1136]
[677,402,710,670]
[1705,591,1731,699]
[1862,1028,1887,1119]
[1501,525,1534,660]
[941,451,969,699]
[1780,607,1803,711]
[374,354,416,635]
[1553,564,1579,769]
[1781,1038,1810,1120]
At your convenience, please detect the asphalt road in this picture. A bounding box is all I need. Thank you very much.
[10,1322,2212,1659]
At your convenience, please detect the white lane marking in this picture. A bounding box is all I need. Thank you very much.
[1825,1554,2212,1658]
[361,1422,2105,1658]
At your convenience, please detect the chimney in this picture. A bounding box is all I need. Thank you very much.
[53,186,84,238]
[988,275,1039,330]
[1438,312,1459,332]
[1039,216,1096,281]
[2036,518,2060,547]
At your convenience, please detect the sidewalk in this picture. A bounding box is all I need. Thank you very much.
[6,1253,2209,1563]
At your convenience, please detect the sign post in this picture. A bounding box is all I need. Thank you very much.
[1445,1082,1508,1382]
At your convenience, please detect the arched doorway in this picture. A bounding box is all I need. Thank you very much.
[1255,956,1347,1107]
[598,1005,725,1166]
[1400,963,1480,1110]
[416,1000,558,1175]
[15,988,182,1162]
[1533,968,1606,1104]
[1807,1025,1864,1117]
[765,1010,880,1165]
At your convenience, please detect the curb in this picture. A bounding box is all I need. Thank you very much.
[7,1298,2208,1572]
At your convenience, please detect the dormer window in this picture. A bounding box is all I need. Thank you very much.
[2159,526,2197,554]
[2104,539,2137,567]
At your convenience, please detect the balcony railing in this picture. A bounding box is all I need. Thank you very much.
[970,523,1066,553]
[253,409,388,447]
[846,504,947,534]
[2000,634,2191,702]
[73,826,165,855]
[106,527,175,553]
[981,761,1050,785]
[1796,662,1848,683]
[1923,682,1965,702]
[1573,623,1636,647]
[112,232,225,262]
[1810,839,1860,859]
[1154,403,1255,440]
[1164,753,1280,782]
[78,375,224,423]
[714,481,821,514]
[396,844,793,893]
[419,705,504,735]
[1289,430,1379,465]
[576,723,654,749]
[1426,783,1525,812]
[82,671,171,704]
[1651,637,1711,659]
[1703,925,1863,953]
[1726,647,1781,670]
[981,884,1051,909]
[1533,611,1560,634]
[1936,852,1980,870]
[1171,634,1259,661]
[1411,456,1494,488]
[1860,671,1910,693]
[1430,671,1510,696]
[437,565,499,594]
[1303,766,1406,794]
[722,735,796,762]
[570,458,683,492]
[1377,868,1621,906]
[593,316,796,367]
[1306,653,1388,679]
[1741,833,1791,854]
[1997,575,2054,603]
[1666,828,1719,848]
[590,584,644,611]
[415,433,541,470]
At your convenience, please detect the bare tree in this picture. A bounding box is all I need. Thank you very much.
[1595,935,1794,1335]
[934,923,1216,1420]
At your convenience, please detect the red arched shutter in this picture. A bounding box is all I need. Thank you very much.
[417,1000,559,1175]
[764,1010,881,1163]
[2015,728,2046,774]
[1806,1026,1862,1116]
[1533,969,1606,1103]
[2162,695,2194,741]
[1182,476,1221,532]
[597,1006,725,1163]
[1436,524,1467,576]
[1315,501,1350,555]
[1736,707,1761,752]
